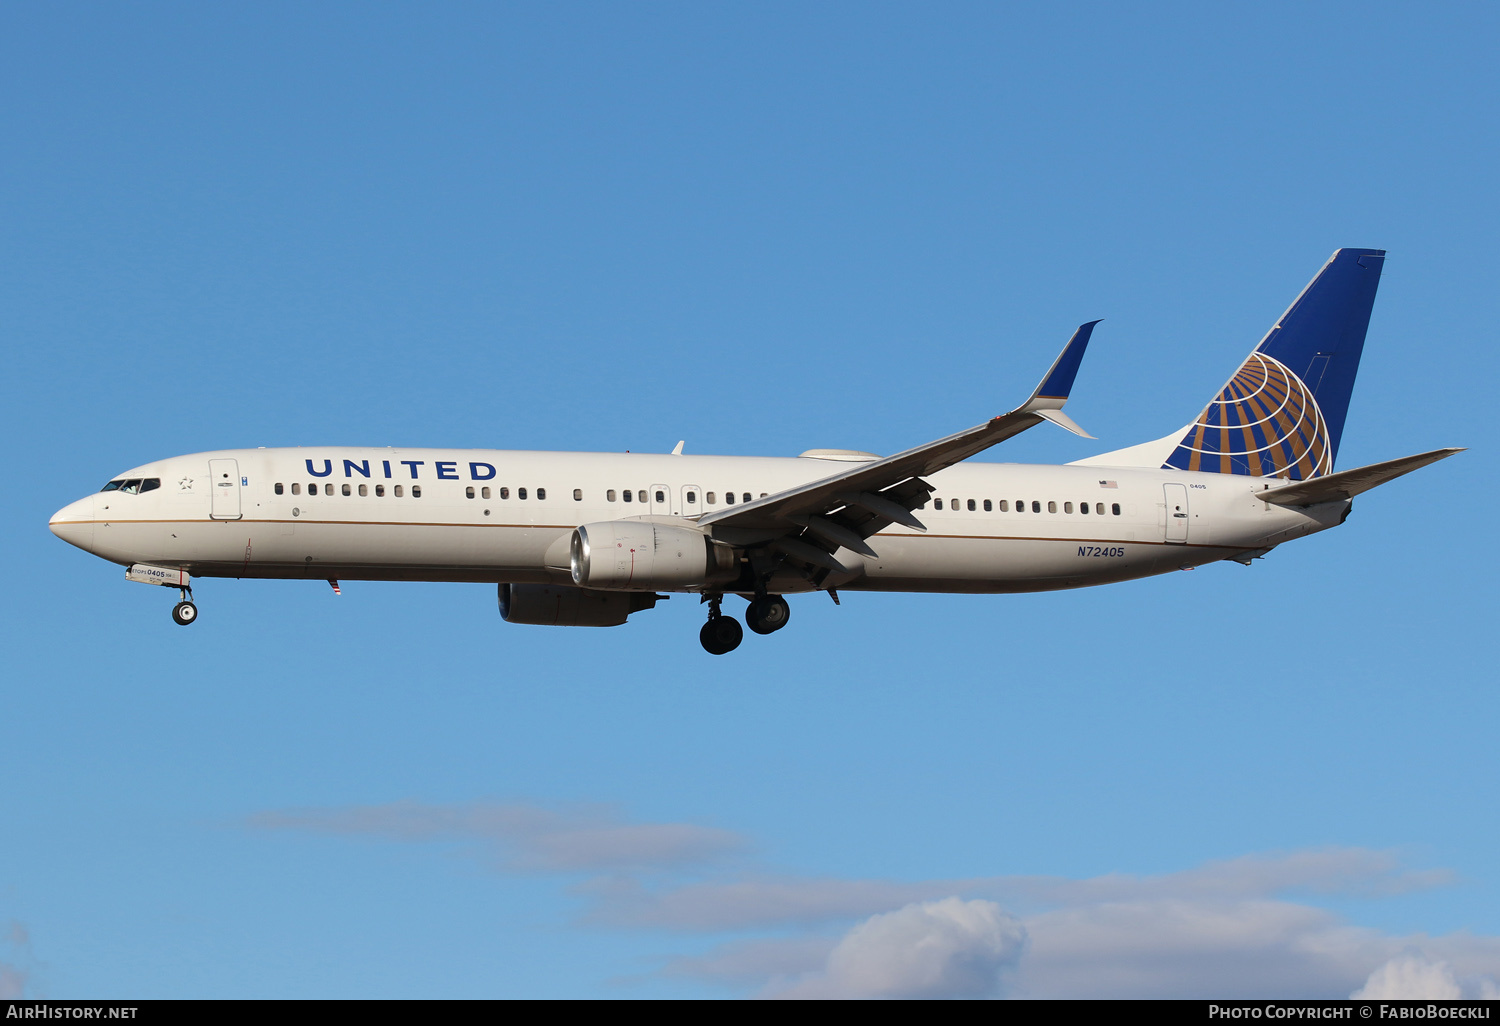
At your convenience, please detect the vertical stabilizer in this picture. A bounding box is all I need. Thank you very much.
[1156,248,1385,479]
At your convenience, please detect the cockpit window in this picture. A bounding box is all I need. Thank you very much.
[101,480,123,492]
[118,479,144,494]
[139,478,160,493]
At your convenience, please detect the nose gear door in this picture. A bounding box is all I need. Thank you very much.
[209,458,243,520]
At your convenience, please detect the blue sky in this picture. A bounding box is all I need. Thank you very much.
[2,2,1496,999]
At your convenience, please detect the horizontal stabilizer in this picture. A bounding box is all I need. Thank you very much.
[1257,447,1464,506]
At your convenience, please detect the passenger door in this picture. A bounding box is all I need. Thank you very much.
[208,458,242,520]
[1163,483,1189,543]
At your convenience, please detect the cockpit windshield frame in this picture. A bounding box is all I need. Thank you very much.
[99,478,159,494]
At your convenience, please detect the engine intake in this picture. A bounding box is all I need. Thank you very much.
[571,520,738,591]
[499,584,660,627]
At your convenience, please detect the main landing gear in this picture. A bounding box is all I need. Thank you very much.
[171,587,197,626]
[699,593,791,654]
[745,595,791,635]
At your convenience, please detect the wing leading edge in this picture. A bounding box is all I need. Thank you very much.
[699,322,1101,573]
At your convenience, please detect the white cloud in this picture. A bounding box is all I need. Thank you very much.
[250,801,1500,998]
[584,874,959,931]
[660,936,840,988]
[770,899,1026,999]
[250,800,747,873]
[1352,954,1462,999]
[0,921,32,999]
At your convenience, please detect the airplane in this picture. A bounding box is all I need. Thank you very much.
[49,248,1462,654]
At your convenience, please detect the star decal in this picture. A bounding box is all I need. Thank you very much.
[178,477,194,491]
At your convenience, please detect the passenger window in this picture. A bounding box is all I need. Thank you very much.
[537,488,546,500]
[342,484,351,496]
[395,485,404,497]
[608,489,617,502]
[655,490,665,503]
[325,483,335,496]
[639,491,648,503]
[482,487,490,499]
[573,489,582,501]
[950,498,958,510]
[998,500,1009,512]
[706,492,716,504]
[686,491,696,504]
[412,485,422,498]
[140,479,160,493]
[1047,501,1056,513]
[500,487,509,499]
[967,499,976,511]
[291,483,301,495]
[1080,501,1089,514]
[983,499,992,511]
[1064,502,1073,514]
[760,493,767,498]
[519,488,528,500]
[376,485,385,497]
[935,499,944,510]
[1112,503,1121,516]
[1031,501,1041,513]
[622,489,632,503]
[1096,503,1105,515]
[275,483,284,495]
[359,484,368,497]
[466,486,475,499]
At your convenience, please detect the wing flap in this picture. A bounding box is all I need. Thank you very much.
[699,321,1100,533]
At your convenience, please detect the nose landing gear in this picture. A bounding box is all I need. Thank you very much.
[171,586,197,626]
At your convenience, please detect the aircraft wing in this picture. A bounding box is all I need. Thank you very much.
[1256,447,1464,507]
[698,322,1100,571]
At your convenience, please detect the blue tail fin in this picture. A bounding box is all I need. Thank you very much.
[1162,248,1385,479]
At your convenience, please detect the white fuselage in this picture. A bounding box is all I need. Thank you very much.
[48,447,1346,594]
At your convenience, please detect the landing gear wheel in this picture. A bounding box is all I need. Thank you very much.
[172,601,198,626]
[745,595,790,635]
[700,616,743,655]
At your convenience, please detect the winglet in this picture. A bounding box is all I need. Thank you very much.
[1024,320,1100,411]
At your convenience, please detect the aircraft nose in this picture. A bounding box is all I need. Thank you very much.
[50,496,95,552]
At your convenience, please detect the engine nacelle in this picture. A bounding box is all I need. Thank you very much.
[498,584,660,627]
[571,520,738,591]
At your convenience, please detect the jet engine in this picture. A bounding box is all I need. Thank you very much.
[498,584,661,627]
[571,520,738,591]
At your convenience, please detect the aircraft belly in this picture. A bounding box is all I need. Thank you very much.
[853,533,1230,594]
[145,519,568,581]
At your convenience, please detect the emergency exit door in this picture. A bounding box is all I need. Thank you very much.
[208,458,242,520]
